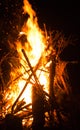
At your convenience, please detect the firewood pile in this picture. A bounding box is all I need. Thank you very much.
[0,31,72,130]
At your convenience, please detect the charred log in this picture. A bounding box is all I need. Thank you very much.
[32,86,45,130]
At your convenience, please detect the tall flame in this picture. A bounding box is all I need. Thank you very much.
[12,0,48,104]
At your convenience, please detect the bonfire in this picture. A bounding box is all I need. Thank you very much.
[0,0,77,130]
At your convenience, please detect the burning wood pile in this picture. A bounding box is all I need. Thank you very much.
[0,37,69,130]
[0,0,72,130]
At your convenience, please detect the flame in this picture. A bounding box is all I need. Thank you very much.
[10,0,48,105]
[18,0,46,66]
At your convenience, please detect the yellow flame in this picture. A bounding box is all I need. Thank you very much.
[13,0,48,104]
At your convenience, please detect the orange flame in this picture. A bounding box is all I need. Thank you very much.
[11,0,49,105]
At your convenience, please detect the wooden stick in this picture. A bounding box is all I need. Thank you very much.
[12,49,47,113]
[11,74,32,113]
[49,56,56,127]
[12,49,40,113]
[22,49,39,84]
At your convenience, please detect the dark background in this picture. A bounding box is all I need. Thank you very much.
[29,0,80,36]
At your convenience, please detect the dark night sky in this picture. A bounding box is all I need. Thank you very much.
[30,0,80,36]
[0,0,80,92]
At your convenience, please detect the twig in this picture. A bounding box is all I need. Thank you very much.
[11,73,32,113]
[22,49,40,85]
[11,49,41,113]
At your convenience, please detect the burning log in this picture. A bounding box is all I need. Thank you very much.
[32,85,45,130]
[49,56,56,127]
